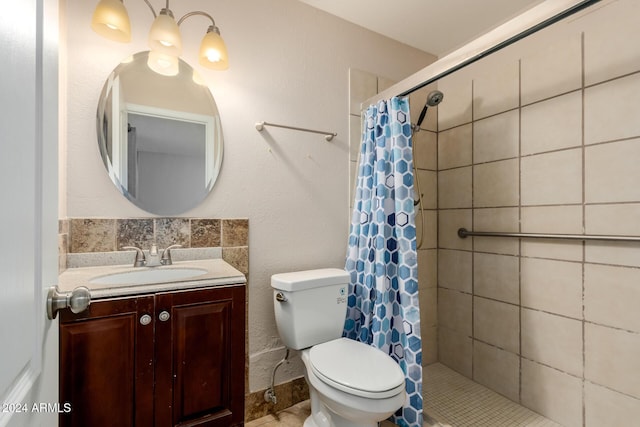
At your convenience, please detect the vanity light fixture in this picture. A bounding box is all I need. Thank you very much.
[91,0,229,73]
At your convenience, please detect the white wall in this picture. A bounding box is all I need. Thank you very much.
[62,0,435,391]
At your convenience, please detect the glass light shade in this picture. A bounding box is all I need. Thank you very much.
[198,30,229,70]
[147,50,179,76]
[91,0,131,43]
[148,12,182,56]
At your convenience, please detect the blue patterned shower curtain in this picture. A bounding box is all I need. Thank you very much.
[343,97,422,427]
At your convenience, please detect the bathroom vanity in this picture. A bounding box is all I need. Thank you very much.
[56,259,246,427]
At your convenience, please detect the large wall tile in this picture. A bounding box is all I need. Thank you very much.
[585,241,640,269]
[586,323,640,398]
[438,249,472,293]
[473,110,519,163]
[69,218,116,253]
[438,288,472,336]
[438,124,472,169]
[584,0,640,85]
[438,209,472,251]
[417,210,438,250]
[438,167,472,209]
[586,138,640,203]
[420,287,438,330]
[437,71,473,131]
[418,249,437,289]
[521,33,582,105]
[438,328,472,378]
[521,309,583,376]
[521,360,583,427]
[585,203,640,236]
[473,159,519,208]
[585,73,640,145]
[474,297,519,354]
[473,55,519,120]
[521,91,582,156]
[521,258,582,319]
[473,341,520,402]
[585,381,640,427]
[521,149,582,206]
[473,207,519,255]
[415,170,437,209]
[422,326,438,365]
[474,253,519,304]
[413,130,437,171]
[585,263,640,333]
[520,205,583,261]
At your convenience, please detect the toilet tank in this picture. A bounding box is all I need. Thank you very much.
[271,268,350,350]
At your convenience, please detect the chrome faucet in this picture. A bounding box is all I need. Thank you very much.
[122,243,182,267]
[122,246,146,267]
[146,243,162,267]
[161,244,182,265]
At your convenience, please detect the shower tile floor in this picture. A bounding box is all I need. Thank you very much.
[423,363,561,427]
[246,363,561,427]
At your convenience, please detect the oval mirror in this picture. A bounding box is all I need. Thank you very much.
[97,51,223,215]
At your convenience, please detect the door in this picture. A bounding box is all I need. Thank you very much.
[0,0,59,425]
[155,286,246,427]
[59,296,155,427]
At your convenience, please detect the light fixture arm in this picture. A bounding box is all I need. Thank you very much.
[177,11,217,28]
[142,0,158,18]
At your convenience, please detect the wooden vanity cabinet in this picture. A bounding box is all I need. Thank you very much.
[59,284,246,427]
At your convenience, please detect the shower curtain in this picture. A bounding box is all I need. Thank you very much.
[343,97,422,427]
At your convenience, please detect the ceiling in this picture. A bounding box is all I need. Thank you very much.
[298,0,546,56]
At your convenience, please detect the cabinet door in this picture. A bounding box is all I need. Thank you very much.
[59,296,155,427]
[155,285,246,427]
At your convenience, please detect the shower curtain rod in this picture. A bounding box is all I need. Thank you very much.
[458,228,640,243]
[364,0,600,107]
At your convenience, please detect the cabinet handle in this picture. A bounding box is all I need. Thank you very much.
[46,286,91,319]
[140,314,152,325]
[158,311,170,322]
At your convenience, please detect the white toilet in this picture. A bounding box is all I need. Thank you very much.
[271,268,406,427]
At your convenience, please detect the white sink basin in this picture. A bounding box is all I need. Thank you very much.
[90,267,208,286]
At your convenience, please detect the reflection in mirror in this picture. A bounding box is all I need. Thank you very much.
[97,51,223,215]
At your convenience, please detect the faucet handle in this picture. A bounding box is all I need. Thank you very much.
[161,244,182,266]
[122,246,146,267]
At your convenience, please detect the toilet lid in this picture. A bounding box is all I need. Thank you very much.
[309,338,405,399]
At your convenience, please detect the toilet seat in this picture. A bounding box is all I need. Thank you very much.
[309,338,405,399]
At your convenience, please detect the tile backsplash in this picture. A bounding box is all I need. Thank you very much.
[58,217,249,276]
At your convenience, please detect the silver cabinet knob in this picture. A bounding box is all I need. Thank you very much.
[47,286,91,319]
[140,314,152,326]
[158,311,170,322]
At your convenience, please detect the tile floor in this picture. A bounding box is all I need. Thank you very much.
[246,363,560,427]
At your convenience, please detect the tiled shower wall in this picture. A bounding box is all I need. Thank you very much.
[436,0,640,425]
[349,69,439,366]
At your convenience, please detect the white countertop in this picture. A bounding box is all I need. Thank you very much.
[58,258,246,299]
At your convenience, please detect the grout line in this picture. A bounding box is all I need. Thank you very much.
[580,30,587,427]
[470,77,476,382]
[517,57,524,405]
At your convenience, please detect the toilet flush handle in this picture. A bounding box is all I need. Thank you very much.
[275,292,287,302]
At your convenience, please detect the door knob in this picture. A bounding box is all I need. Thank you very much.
[47,286,91,320]
[158,311,170,322]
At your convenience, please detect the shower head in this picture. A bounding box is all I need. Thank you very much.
[415,90,444,129]
[425,90,444,107]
